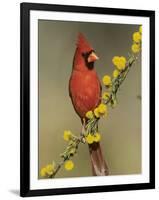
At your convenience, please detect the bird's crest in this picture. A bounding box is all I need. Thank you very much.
[77,33,93,52]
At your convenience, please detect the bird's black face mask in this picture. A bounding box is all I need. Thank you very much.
[82,50,96,70]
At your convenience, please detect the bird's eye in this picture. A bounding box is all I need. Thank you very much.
[82,52,87,57]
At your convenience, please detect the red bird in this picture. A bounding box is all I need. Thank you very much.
[69,33,109,176]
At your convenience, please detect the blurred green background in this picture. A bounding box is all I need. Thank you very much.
[38,20,141,178]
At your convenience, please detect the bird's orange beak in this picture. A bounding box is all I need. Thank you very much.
[87,52,99,63]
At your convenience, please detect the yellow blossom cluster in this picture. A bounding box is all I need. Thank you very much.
[85,103,108,119]
[64,160,74,171]
[85,132,101,144]
[113,69,119,78]
[102,75,111,86]
[94,103,107,118]
[85,110,94,119]
[63,130,72,141]
[40,163,55,178]
[131,26,142,53]
[112,56,127,71]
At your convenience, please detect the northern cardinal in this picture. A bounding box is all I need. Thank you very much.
[69,33,109,176]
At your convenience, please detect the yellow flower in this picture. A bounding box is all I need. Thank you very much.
[102,92,110,100]
[102,75,111,86]
[63,130,72,141]
[120,56,126,64]
[40,167,47,177]
[112,56,126,70]
[94,107,100,118]
[98,103,107,115]
[85,134,94,144]
[46,164,54,175]
[131,43,140,53]
[64,160,74,171]
[112,56,120,66]
[113,69,119,78]
[139,26,142,34]
[94,104,107,118]
[118,57,127,70]
[94,132,101,142]
[40,163,55,177]
[133,32,141,43]
[86,110,94,119]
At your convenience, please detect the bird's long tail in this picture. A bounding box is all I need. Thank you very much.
[81,122,109,176]
[88,142,109,176]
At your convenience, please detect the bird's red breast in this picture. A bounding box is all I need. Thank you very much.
[69,70,101,119]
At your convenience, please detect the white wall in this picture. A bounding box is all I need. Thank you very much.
[0,0,158,199]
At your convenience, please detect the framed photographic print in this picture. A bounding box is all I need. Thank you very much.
[20,2,155,197]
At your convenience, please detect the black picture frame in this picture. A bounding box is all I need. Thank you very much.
[20,2,155,197]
